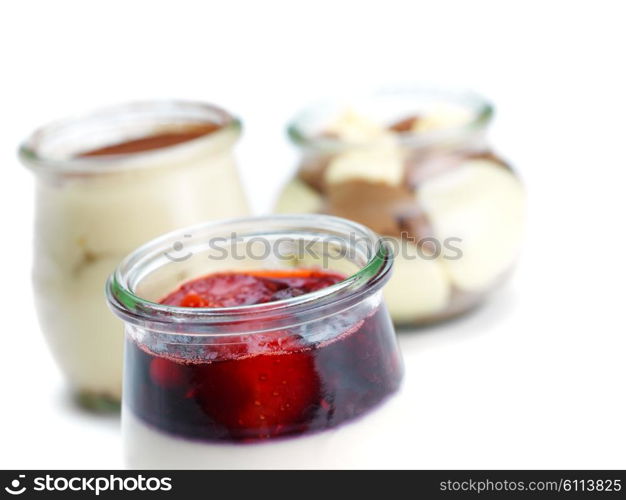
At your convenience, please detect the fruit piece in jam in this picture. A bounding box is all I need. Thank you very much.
[125,269,402,442]
[159,269,345,308]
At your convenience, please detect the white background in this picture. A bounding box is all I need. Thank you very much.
[1,0,625,469]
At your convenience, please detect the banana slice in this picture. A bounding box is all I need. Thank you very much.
[325,109,390,142]
[275,178,324,214]
[419,160,525,291]
[383,239,451,323]
[413,103,473,133]
[325,145,405,187]
[321,109,405,186]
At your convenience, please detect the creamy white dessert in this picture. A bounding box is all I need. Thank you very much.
[325,144,405,187]
[419,159,525,291]
[275,177,324,214]
[382,239,451,324]
[323,108,391,143]
[123,391,405,469]
[22,103,250,405]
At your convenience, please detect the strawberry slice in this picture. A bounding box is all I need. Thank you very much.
[154,269,346,439]
[179,292,210,308]
[194,341,319,439]
[149,357,187,389]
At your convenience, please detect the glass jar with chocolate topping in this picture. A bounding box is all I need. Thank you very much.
[20,100,249,409]
[275,88,525,326]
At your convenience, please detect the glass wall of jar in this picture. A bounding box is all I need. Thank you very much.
[20,101,250,409]
[106,215,403,468]
[276,88,525,326]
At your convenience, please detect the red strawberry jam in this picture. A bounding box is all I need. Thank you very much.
[125,270,402,442]
[159,269,345,307]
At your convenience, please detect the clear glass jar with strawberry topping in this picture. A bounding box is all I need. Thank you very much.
[106,215,403,468]
[19,101,249,410]
[276,87,525,326]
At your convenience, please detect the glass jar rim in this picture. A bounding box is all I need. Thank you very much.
[19,99,241,175]
[287,85,493,150]
[106,214,393,335]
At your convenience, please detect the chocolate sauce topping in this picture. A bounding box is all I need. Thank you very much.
[77,123,220,157]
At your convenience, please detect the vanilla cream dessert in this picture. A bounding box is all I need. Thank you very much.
[277,90,525,325]
[21,101,249,407]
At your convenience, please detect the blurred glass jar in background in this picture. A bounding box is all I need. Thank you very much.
[20,101,249,409]
[276,88,525,326]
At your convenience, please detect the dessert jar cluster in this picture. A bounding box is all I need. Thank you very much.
[276,88,525,325]
[20,101,249,408]
[106,215,403,468]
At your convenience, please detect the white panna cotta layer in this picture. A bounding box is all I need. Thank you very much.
[123,389,405,469]
[33,131,249,400]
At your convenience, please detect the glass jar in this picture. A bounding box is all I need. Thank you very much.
[276,87,525,326]
[20,100,249,409]
[106,214,403,468]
